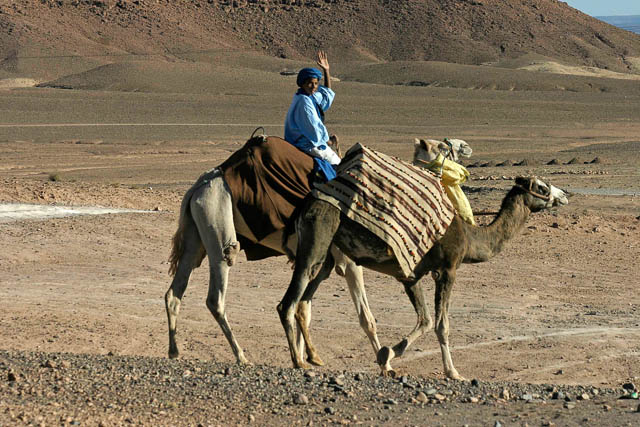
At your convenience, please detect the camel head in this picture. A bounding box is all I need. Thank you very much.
[413,138,472,164]
[514,177,568,212]
[445,138,473,160]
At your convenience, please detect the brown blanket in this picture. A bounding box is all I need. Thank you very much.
[312,143,455,278]
[219,135,315,259]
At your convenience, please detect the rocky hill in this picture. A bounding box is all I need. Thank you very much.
[1,0,639,80]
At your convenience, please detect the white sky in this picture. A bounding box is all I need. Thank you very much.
[564,0,640,16]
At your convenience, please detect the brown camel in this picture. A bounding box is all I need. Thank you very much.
[278,176,568,379]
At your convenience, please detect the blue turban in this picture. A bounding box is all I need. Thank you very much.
[296,67,323,87]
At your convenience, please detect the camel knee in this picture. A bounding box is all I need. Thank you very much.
[277,302,294,323]
[222,241,240,266]
[165,289,181,317]
[435,320,450,342]
[206,297,225,321]
[421,315,434,331]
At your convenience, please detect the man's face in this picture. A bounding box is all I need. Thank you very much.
[301,78,319,95]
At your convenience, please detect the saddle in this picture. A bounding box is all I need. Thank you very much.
[219,135,315,260]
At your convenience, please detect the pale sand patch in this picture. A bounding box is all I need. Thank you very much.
[0,78,39,89]
[0,203,151,222]
[519,60,640,80]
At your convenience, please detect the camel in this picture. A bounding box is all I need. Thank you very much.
[413,138,472,165]
[278,175,568,379]
[164,135,473,366]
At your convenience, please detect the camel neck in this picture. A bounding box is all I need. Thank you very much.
[464,193,531,263]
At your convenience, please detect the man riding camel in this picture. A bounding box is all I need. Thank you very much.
[284,50,340,182]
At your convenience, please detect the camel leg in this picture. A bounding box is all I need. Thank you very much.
[294,252,335,367]
[377,280,433,376]
[433,268,465,380]
[277,201,339,369]
[191,179,247,364]
[165,220,202,359]
[332,246,381,356]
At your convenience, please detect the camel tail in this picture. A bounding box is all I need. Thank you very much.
[168,169,218,276]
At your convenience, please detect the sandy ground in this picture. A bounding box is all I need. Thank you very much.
[1,74,639,424]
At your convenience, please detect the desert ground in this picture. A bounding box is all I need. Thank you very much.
[1,52,640,425]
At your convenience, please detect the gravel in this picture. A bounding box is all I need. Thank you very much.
[2,350,639,425]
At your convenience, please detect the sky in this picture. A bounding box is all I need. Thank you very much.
[564,0,640,16]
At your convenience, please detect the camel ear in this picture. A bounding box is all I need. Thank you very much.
[515,176,530,187]
[413,138,420,146]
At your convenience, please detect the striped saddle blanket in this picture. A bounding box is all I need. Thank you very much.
[312,143,455,278]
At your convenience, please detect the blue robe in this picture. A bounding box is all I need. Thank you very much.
[284,86,337,181]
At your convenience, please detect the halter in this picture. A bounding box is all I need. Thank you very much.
[413,139,455,177]
[515,180,551,201]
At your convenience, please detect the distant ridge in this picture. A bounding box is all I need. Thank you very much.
[2,0,640,80]
[597,15,640,34]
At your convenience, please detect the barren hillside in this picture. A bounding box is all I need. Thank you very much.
[1,0,640,81]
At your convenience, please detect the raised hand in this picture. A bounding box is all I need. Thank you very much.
[316,50,330,71]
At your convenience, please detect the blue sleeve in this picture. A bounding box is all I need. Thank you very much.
[312,86,335,112]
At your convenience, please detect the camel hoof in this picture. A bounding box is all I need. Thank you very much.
[379,368,397,378]
[334,263,347,277]
[307,355,325,367]
[294,361,312,370]
[448,372,466,381]
[168,347,179,359]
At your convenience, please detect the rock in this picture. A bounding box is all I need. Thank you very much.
[293,393,309,405]
[500,388,510,400]
[425,388,437,395]
[329,376,344,386]
[304,370,316,378]
[354,373,364,381]
[622,382,636,391]
[383,398,398,405]
[44,360,57,369]
[547,159,560,165]
[471,379,479,386]
[470,397,479,403]
[324,406,336,415]
[577,393,590,401]
[566,157,580,165]
[552,391,565,400]
[494,421,503,427]
[7,371,17,382]
[434,393,447,401]
[564,402,576,409]
[415,391,428,403]
[521,393,533,401]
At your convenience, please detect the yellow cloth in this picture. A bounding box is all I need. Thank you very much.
[423,154,475,225]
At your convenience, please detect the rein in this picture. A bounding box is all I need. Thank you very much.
[515,183,551,201]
